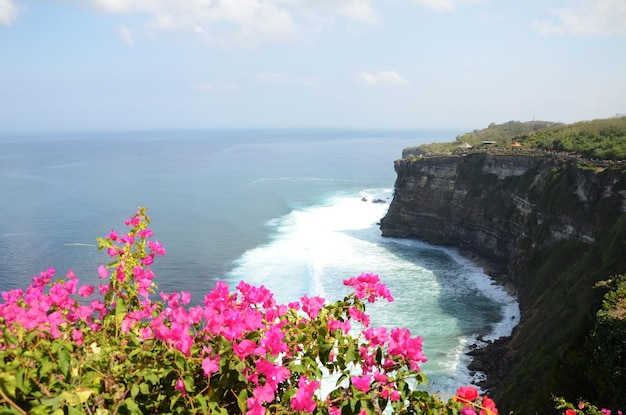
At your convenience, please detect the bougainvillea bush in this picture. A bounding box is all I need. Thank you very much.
[0,207,504,414]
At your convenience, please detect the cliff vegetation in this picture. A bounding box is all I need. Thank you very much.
[381,117,626,413]
[404,115,626,161]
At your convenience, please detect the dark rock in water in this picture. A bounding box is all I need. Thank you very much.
[361,197,368,202]
[372,199,386,204]
[468,359,484,371]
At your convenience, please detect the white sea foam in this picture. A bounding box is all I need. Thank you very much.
[228,189,520,395]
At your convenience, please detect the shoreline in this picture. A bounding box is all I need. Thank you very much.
[458,249,520,394]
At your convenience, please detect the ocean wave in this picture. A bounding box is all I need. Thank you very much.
[227,188,520,394]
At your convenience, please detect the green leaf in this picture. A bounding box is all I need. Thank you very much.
[0,373,16,398]
[345,343,357,364]
[144,372,160,385]
[60,391,80,406]
[208,402,229,415]
[195,394,208,413]
[39,396,61,410]
[67,406,82,415]
[75,388,93,404]
[39,360,54,378]
[289,364,305,373]
[237,389,248,414]
[139,382,150,395]
[58,348,71,379]
[123,397,141,414]
[130,383,139,398]
[13,366,26,394]
[175,353,186,371]
[318,338,335,365]
[183,376,194,392]
[115,297,127,324]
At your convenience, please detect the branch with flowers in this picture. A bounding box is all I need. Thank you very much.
[0,207,578,414]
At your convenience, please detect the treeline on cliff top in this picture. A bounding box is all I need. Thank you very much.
[406,115,626,161]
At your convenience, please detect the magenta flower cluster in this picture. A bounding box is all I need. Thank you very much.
[0,208,500,415]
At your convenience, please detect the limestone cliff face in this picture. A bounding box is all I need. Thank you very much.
[381,153,624,285]
[380,152,626,412]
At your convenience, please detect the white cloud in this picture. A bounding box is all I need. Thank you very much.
[359,70,409,87]
[279,0,377,25]
[0,0,19,26]
[534,0,626,36]
[81,0,298,46]
[117,23,133,45]
[60,0,383,46]
[411,0,485,12]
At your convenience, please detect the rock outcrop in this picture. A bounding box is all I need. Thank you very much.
[380,152,626,412]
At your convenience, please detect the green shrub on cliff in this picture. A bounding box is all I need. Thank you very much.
[587,275,626,408]
[410,116,626,160]
[522,116,626,160]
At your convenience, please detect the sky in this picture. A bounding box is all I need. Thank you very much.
[0,0,625,133]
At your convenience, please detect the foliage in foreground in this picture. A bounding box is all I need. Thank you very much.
[0,208,495,414]
[0,208,618,414]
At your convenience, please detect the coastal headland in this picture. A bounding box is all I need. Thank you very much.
[380,117,626,413]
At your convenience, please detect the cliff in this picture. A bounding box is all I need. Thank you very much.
[380,152,626,413]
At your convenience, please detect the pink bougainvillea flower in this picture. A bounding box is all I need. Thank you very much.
[565,410,577,415]
[71,329,84,346]
[351,375,371,392]
[98,284,110,295]
[97,264,109,279]
[125,215,141,227]
[174,379,186,396]
[233,339,258,359]
[461,406,478,415]
[137,229,153,239]
[291,376,319,413]
[480,396,498,415]
[119,233,135,245]
[348,306,370,327]
[255,359,290,389]
[245,397,265,415]
[78,284,94,298]
[202,356,219,377]
[381,387,401,401]
[343,273,394,303]
[301,294,325,319]
[455,386,479,404]
[253,384,275,403]
[147,240,166,256]
[328,404,341,415]
[327,318,351,334]
[363,326,388,346]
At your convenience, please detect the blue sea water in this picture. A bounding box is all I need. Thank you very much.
[0,129,519,393]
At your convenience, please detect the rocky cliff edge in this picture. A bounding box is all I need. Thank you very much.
[380,152,626,412]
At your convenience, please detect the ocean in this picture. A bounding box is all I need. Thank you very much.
[0,129,519,393]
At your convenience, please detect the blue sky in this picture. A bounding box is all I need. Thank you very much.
[1,0,625,133]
